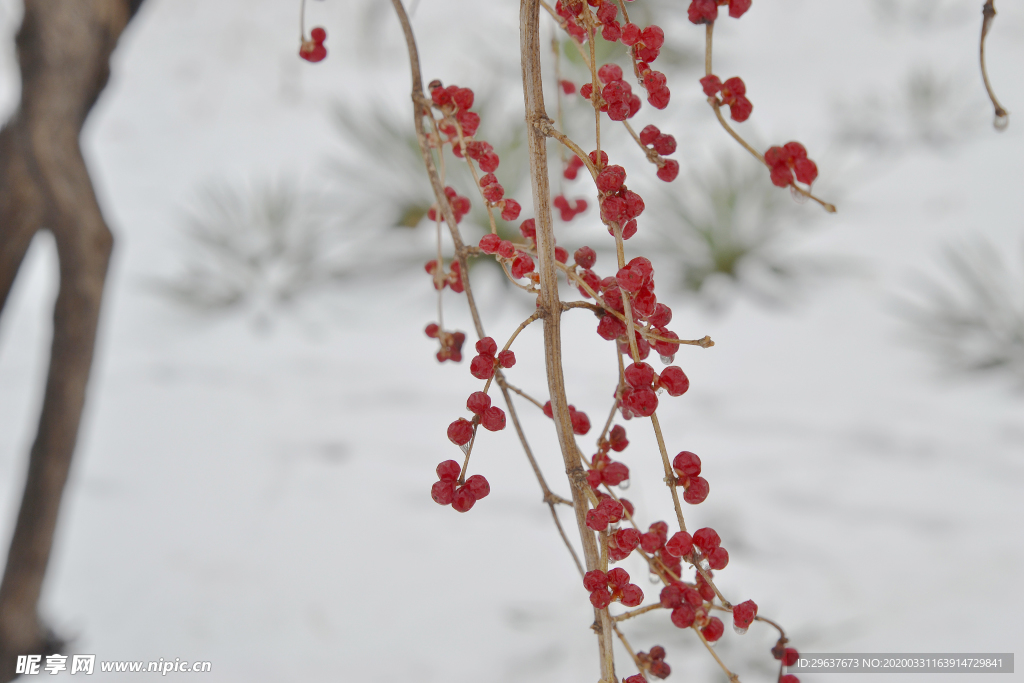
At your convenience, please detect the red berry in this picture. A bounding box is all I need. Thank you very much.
[794,158,818,184]
[683,476,709,504]
[560,79,576,95]
[708,546,729,570]
[670,603,695,628]
[569,408,591,435]
[598,63,624,83]
[653,134,676,156]
[664,531,693,557]
[452,486,476,512]
[733,599,758,630]
[519,218,537,240]
[672,451,701,477]
[607,567,630,589]
[596,165,627,193]
[780,677,800,683]
[425,323,440,338]
[511,253,535,279]
[623,676,646,683]
[431,480,456,505]
[464,474,490,499]
[621,584,644,607]
[639,124,661,145]
[467,391,491,415]
[621,22,641,45]
[602,461,629,485]
[700,74,722,97]
[470,354,495,380]
[500,199,522,221]
[625,362,655,388]
[436,460,461,482]
[583,570,608,591]
[729,95,752,122]
[574,246,596,269]
[480,406,506,431]
[586,508,610,531]
[650,660,670,678]
[476,337,498,356]
[555,246,569,264]
[729,0,752,18]
[497,240,516,259]
[447,418,474,446]
[615,528,641,553]
[310,27,327,43]
[479,233,501,254]
[590,588,612,609]
[658,366,689,396]
[693,528,721,554]
[497,350,515,368]
[770,165,794,187]
[783,648,799,666]
[702,616,724,642]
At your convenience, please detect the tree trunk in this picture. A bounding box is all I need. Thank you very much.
[0,2,144,679]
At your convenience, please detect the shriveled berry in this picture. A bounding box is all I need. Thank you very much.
[447,418,474,446]
[670,603,695,628]
[464,474,490,499]
[683,476,709,504]
[693,527,721,554]
[602,461,629,485]
[665,531,693,557]
[479,234,501,254]
[436,460,461,482]
[597,63,624,83]
[431,480,456,505]
[590,588,613,609]
[621,584,644,607]
[497,350,516,368]
[658,367,689,396]
[574,246,596,269]
[672,451,701,477]
[480,406,506,431]
[452,486,476,512]
[467,391,491,415]
[500,199,522,220]
[625,362,655,388]
[650,660,670,678]
[583,570,608,591]
[708,546,729,570]
[476,337,497,356]
[586,508,611,531]
[570,408,591,435]
[733,599,758,629]
[702,616,724,642]
[615,527,641,553]
[623,676,646,683]
[621,22,641,45]
[470,355,495,380]
[596,165,627,193]
[639,124,661,146]
[607,568,630,589]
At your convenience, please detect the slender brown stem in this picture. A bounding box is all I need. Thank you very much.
[980,0,1009,130]
[612,603,662,622]
[522,2,615,679]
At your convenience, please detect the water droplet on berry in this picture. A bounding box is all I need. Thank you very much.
[698,556,710,571]
[648,572,662,585]
[994,113,1009,131]
[618,478,631,490]
[733,625,748,635]
[659,354,675,365]
[789,185,808,204]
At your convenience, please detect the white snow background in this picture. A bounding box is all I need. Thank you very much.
[0,0,1022,681]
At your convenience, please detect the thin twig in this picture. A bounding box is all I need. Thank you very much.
[980,0,1009,129]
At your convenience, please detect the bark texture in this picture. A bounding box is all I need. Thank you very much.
[0,2,144,679]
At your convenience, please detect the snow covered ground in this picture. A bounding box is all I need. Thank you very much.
[0,0,1022,681]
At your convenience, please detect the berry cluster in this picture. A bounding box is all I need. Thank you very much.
[541,400,591,435]
[700,75,753,122]
[585,495,629,532]
[637,645,671,679]
[639,125,679,182]
[687,0,752,24]
[619,360,690,420]
[468,336,515,381]
[424,324,465,363]
[299,26,327,62]
[580,63,641,122]
[430,460,490,513]
[553,194,588,221]
[424,258,463,293]
[765,142,819,188]
[672,450,709,504]
[426,186,471,224]
[583,567,644,609]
